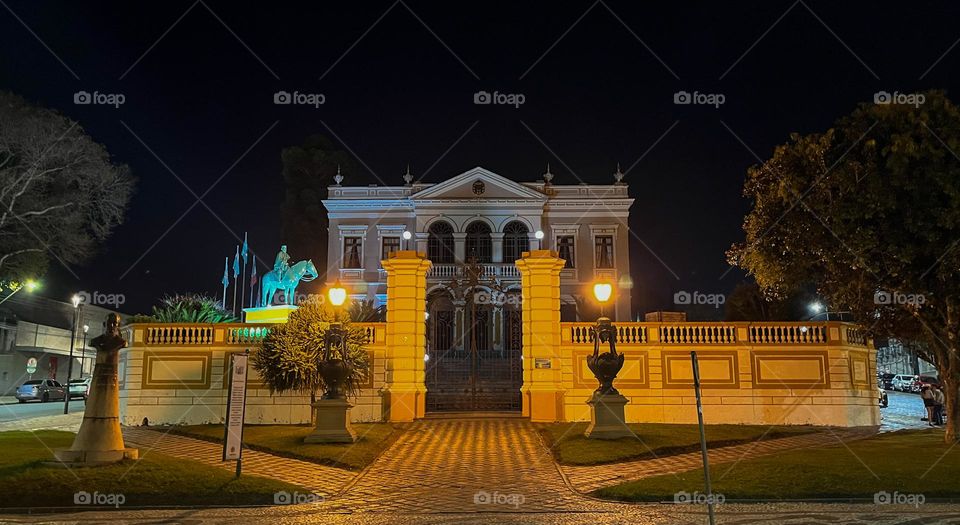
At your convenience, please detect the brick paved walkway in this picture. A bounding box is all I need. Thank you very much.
[562,428,877,493]
[122,427,355,498]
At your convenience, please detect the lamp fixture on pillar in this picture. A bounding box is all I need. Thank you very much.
[534,230,544,250]
[584,280,630,439]
[306,279,356,443]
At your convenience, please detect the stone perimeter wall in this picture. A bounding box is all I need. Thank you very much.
[119,323,386,426]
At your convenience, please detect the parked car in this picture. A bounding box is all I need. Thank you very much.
[911,375,940,393]
[892,374,917,392]
[68,377,92,400]
[878,373,895,390]
[15,379,66,403]
[878,387,888,407]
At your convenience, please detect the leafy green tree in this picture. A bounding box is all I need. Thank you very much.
[347,299,386,322]
[134,294,238,323]
[0,91,133,280]
[724,281,817,321]
[280,135,358,287]
[252,299,370,404]
[728,90,960,441]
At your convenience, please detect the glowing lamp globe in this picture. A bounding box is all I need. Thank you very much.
[328,281,347,307]
[593,282,613,304]
[402,230,413,240]
[24,279,38,292]
[534,230,544,240]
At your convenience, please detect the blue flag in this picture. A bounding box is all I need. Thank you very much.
[241,232,249,263]
[221,257,229,287]
[233,247,240,278]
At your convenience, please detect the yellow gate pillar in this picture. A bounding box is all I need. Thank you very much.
[381,250,431,422]
[516,250,566,422]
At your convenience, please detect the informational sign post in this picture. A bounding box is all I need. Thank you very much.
[222,351,249,477]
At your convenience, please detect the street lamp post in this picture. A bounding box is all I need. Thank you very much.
[402,230,413,251]
[534,230,544,250]
[63,294,82,414]
[304,280,356,443]
[82,324,89,378]
[584,280,631,439]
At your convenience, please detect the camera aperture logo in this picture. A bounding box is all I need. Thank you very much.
[673,290,725,308]
[474,490,525,508]
[274,90,326,108]
[473,290,521,306]
[674,90,725,108]
[874,490,924,508]
[874,91,925,108]
[473,90,526,108]
[74,91,126,108]
[74,491,125,508]
[274,490,324,505]
[77,290,126,307]
[674,490,725,505]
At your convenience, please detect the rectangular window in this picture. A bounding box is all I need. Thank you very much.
[557,235,575,268]
[343,237,362,268]
[595,235,614,268]
[381,236,400,261]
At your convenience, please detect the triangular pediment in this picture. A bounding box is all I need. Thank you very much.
[411,167,546,201]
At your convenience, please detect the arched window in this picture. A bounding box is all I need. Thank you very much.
[428,221,455,263]
[465,221,492,263]
[502,221,529,263]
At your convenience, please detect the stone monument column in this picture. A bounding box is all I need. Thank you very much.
[515,250,566,422]
[54,313,138,465]
[381,250,431,422]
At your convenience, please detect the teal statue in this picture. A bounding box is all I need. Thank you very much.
[260,246,319,307]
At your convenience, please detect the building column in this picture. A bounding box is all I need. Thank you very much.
[381,250,432,422]
[453,232,466,262]
[515,249,566,422]
[415,232,428,254]
[491,232,505,263]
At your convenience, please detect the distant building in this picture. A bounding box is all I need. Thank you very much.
[875,338,937,376]
[0,294,122,395]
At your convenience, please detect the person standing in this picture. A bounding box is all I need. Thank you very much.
[933,385,945,426]
[921,385,936,426]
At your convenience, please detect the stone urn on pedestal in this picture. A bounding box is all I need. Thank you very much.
[584,283,632,439]
[53,313,138,465]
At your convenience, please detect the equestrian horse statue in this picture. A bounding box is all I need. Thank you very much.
[260,259,319,307]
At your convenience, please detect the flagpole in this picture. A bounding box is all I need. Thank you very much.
[222,257,229,308]
[249,256,258,309]
[232,246,239,316]
[240,232,248,317]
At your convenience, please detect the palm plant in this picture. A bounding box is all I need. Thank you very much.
[252,299,370,403]
[347,299,386,322]
[137,293,238,323]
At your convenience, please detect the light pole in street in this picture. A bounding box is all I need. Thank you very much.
[82,324,89,377]
[63,294,82,414]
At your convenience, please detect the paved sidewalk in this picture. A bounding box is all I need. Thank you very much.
[122,427,356,498]
[562,428,877,493]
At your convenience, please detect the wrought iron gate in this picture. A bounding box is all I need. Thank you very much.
[425,304,523,412]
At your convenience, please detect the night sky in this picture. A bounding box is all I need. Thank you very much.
[2,1,958,316]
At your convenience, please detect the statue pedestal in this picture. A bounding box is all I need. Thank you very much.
[243,305,298,324]
[584,392,632,439]
[51,320,138,466]
[304,398,357,443]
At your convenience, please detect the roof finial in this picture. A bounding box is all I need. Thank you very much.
[543,163,554,184]
[403,164,413,185]
[614,163,625,184]
[334,164,344,185]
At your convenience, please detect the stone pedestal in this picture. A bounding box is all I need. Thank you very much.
[243,305,298,324]
[584,392,632,439]
[304,398,357,443]
[53,314,138,466]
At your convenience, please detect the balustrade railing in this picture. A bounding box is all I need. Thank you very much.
[133,322,385,347]
[143,325,214,345]
[427,263,521,280]
[659,324,738,344]
[563,321,866,347]
[749,324,826,344]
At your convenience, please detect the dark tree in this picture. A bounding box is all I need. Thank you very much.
[728,90,960,442]
[0,91,133,280]
[280,134,357,286]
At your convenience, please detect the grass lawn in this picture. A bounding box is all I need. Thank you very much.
[0,430,306,509]
[540,422,819,465]
[169,423,398,470]
[596,429,960,502]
